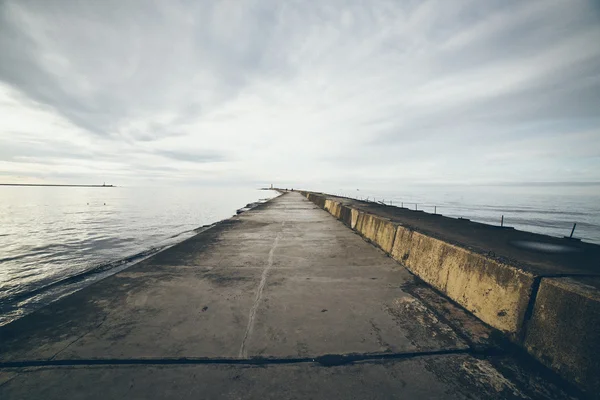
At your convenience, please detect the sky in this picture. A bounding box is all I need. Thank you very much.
[1,0,599,189]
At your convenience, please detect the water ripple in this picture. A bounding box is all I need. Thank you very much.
[0,186,277,326]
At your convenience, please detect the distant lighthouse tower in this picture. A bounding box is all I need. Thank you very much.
[270,183,273,189]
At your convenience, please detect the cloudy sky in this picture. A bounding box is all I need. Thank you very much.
[1,0,599,188]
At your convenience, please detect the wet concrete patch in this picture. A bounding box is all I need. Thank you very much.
[385,295,467,352]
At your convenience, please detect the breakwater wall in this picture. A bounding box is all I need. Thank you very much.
[300,190,600,396]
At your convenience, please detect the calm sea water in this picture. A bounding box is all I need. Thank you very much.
[324,184,600,245]
[0,186,278,325]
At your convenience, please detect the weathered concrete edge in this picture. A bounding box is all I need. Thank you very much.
[523,277,600,396]
[301,190,600,396]
[305,191,533,334]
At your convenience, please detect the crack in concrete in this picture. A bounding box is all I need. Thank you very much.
[238,221,285,358]
[48,314,108,361]
[0,348,473,369]
[0,371,22,389]
[369,319,392,352]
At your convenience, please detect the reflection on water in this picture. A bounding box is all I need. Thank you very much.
[0,186,277,325]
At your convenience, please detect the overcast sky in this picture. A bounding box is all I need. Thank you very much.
[1,0,599,188]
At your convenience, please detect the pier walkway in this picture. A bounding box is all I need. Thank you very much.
[0,192,580,399]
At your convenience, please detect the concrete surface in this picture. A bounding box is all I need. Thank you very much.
[525,276,600,395]
[0,192,585,399]
[0,354,583,400]
[302,191,600,397]
[390,226,535,334]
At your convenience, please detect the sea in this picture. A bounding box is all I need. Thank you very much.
[0,186,278,326]
[1,184,599,326]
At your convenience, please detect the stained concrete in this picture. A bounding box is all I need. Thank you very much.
[389,226,535,334]
[0,354,583,400]
[302,191,600,396]
[525,276,600,395]
[355,213,398,254]
[0,193,584,399]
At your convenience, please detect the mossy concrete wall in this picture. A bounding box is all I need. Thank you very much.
[324,199,343,219]
[302,191,600,396]
[390,227,535,333]
[355,213,398,254]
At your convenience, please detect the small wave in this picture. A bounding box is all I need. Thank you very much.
[169,229,197,239]
[0,249,54,263]
[0,246,164,304]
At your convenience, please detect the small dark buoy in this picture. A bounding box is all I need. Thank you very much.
[104,203,106,205]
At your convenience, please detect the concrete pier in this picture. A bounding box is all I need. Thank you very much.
[303,191,600,397]
[0,193,585,399]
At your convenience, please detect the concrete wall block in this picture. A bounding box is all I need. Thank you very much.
[306,196,358,229]
[333,203,343,219]
[390,227,534,334]
[324,200,343,220]
[524,277,600,396]
[350,209,361,230]
[391,227,449,290]
[338,205,352,227]
[355,213,397,254]
[308,194,326,209]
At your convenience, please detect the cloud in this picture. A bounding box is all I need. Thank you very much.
[154,149,226,163]
[0,0,599,187]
